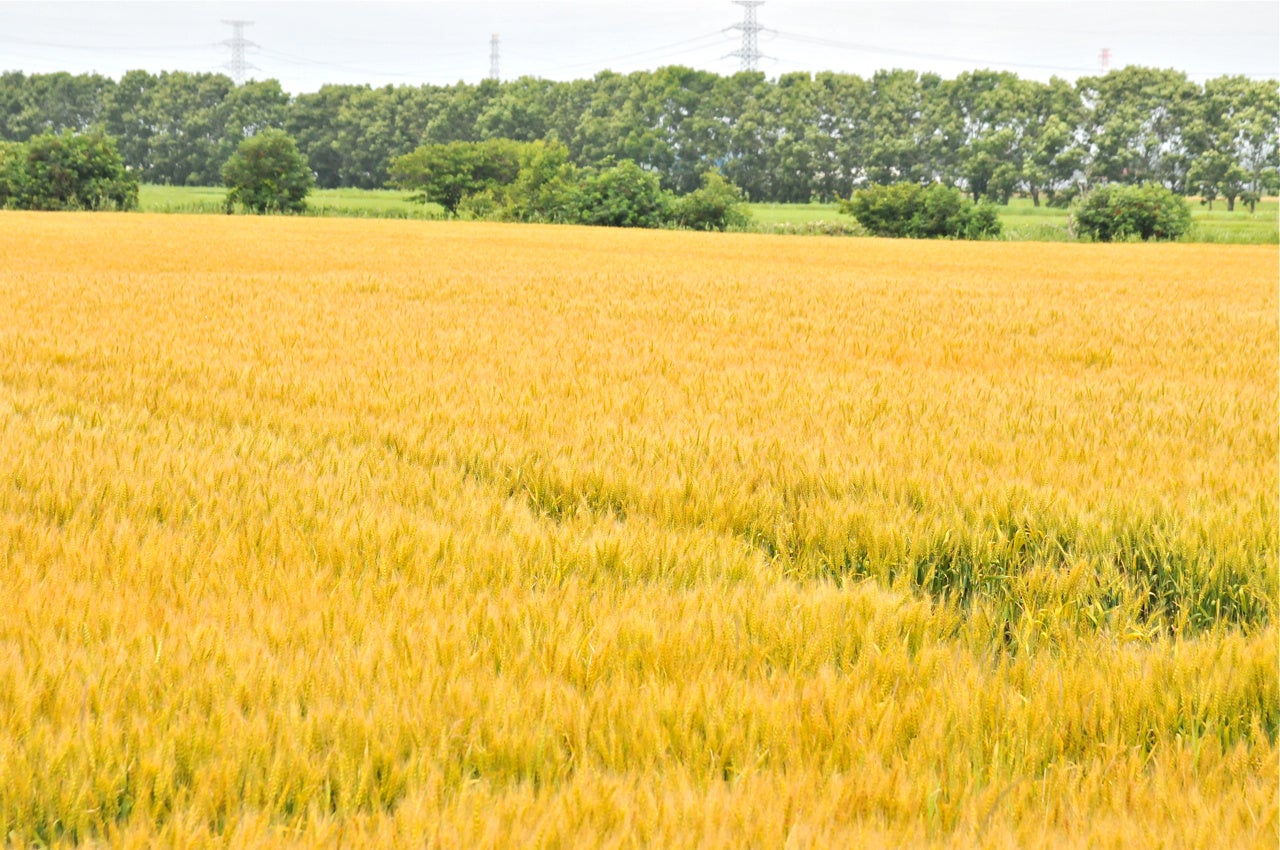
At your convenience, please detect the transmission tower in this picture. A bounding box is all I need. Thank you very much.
[221,19,258,85]
[726,1,768,72]
[489,33,500,81]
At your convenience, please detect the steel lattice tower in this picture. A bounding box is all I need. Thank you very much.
[489,33,500,81]
[220,20,258,85]
[727,1,766,72]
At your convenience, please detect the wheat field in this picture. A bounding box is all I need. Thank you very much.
[0,212,1275,847]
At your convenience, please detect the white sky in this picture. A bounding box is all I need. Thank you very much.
[1,1,1276,93]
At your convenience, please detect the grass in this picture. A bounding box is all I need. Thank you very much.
[140,184,446,219]
[752,197,1280,243]
[0,212,1275,846]
[139,185,1280,243]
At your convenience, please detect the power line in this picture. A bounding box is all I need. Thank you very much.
[771,30,1096,75]
[772,30,1279,79]
[0,36,217,52]
[220,19,257,84]
[255,46,431,80]
[520,31,730,77]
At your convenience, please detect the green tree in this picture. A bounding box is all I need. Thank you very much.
[218,79,289,165]
[571,158,672,228]
[671,170,751,231]
[840,182,1000,239]
[1070,183,1191,241]
[0,131,137,211]
[501,140,582,223]
[388,138,522,215]
[221,129,313,214]
[1077,67,1199,190]
[1188,151,1249,211]
[0,140,20,202]
[145,72,235,185]
[476,77,556,143]
[1188,76,1279,208]
[100,69,158,179]
[286,84,355,189]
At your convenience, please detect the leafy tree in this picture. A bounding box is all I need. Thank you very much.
[1194,76,1280,197]
[458,140,583,223]
[144,71,236,186]
[1077,67,1199,191]
[388,138,522,215]
[100,70,158,180]
[0,65,1273,209]
[840,182,1000,239]
[1070,183,1191,241]
[570,158,672,228]
[709,70,771,202]
[501,140,582,223]
[476,76,556,143]
[0,131,138,211]
[286,84,355,189]
[671,170,751,231]
[942,71,1033,202]
[1188,151,1248,211]
[218,79,289,161]
[423,78,498,145]
[0,140,20,202]
[221,129,313,214]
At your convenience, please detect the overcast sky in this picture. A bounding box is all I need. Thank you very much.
[2,1,1276,93]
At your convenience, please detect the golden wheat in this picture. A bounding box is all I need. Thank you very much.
[0,212,1275,847]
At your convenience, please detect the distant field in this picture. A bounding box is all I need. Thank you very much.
[140,184,446,219]
[753,197,1280,243]
[0,212,1275,846]
[138,185,1279,243]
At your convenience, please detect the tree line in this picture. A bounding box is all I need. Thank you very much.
[2,66,1276,207]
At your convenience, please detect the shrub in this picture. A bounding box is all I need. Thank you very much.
[222,130,314,214]
[1070,183,1192,242]
[671,171,751,231]
[840,182,1001,239]
[570,159,672,228]
[839,182,919,237]
[1045,187,1079,209]
[954,201,1002,240]
[455,187,510,220]
[0,131,138,211]
[0,141,18,204]
[387,139,522,216]
[502,141,583,224]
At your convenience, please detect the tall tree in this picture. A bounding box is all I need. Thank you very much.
[1077,66,1200,191]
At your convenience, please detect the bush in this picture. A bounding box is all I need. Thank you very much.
[570,160,672,228]
[0,141,18,203]
[389,141,748,232]
[388,139,522,216]
[222,130,313,214]
[1070,183,1191,242]
[1045,187,1079,209]
[455,187,510,220]
[0,131,138,211]
[839,182,1001,239]
[671,171,751,231]
[501,141,582,224]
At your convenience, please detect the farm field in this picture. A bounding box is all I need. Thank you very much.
[140,184,446,220]
[137,184,1280,243]
[0,213,1276,847]
[751,197,1280,243]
